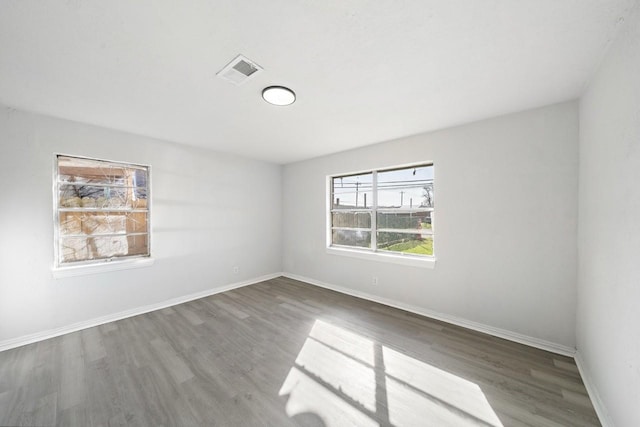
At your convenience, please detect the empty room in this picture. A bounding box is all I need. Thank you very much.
[0,1,638,426]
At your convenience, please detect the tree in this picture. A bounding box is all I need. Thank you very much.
[421,182,434,208]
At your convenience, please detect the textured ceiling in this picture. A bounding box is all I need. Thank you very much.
[0,0,636,163]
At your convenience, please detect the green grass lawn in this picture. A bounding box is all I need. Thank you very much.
[383,238,433,255]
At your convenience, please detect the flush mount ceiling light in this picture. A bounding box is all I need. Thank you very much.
[262,86,296,106]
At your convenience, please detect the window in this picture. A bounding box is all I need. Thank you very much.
[54,155,150,269]
[329,163,434,259]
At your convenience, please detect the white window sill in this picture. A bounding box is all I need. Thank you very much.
[326,246,436,269]
[52,257,154,279]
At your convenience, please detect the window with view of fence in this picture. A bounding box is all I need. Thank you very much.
[55,155,150,266]
[330,164,434,257]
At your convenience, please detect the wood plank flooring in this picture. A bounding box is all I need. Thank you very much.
[0,276,600,426]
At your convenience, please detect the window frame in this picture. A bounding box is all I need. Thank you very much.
[327,162,436,269]
[52,153,153,278]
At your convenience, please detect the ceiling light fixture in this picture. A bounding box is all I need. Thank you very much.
[262,86,296,106]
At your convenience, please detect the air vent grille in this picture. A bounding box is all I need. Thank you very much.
[233,60,258,77]
[217,55,263,85]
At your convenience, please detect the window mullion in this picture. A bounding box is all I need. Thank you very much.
[371,170,377,251]
[55,177,62,266]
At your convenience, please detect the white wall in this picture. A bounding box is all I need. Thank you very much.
[0,105,282,345]
[577,2,640,426]
[283,102,579,349]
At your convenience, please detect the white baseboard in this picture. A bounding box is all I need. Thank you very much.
[0,272,283,353]
[574,351,613,427]
[1,270,576,359]
[282,272,576,357]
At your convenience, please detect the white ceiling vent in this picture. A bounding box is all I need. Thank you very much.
[216,54,263,85]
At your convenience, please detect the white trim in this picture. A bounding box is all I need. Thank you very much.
[52,257,155,278]
[574,351,613,427]
[283,272,576,357]
[327,246,436,269]
[53,153,153,270]
[0,272,282,353]
[327,163,436,264]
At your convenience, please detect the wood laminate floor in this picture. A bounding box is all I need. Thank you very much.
[0,277,600,426]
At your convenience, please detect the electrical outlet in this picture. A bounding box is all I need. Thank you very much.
[372,276,378,285]
[233,266,239,274]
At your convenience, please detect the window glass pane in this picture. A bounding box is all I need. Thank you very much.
[377,165,433,209]
[377,211,432,231]
[59,212,148,236]
[59,185,147,209]
[377,233,433,256]
[332,230,371,248]
[133,169,148,200]
[331,212,371,229]
[58,156,147,186]
[60,234,149,263]
[127,234,150,256]
[332,173,373,209]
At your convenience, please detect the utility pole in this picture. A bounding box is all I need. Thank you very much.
[400,191,404,207]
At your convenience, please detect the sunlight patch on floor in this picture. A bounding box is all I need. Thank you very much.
[383,346,503,426]
[279,367,379,427]
[279,319,503,426]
